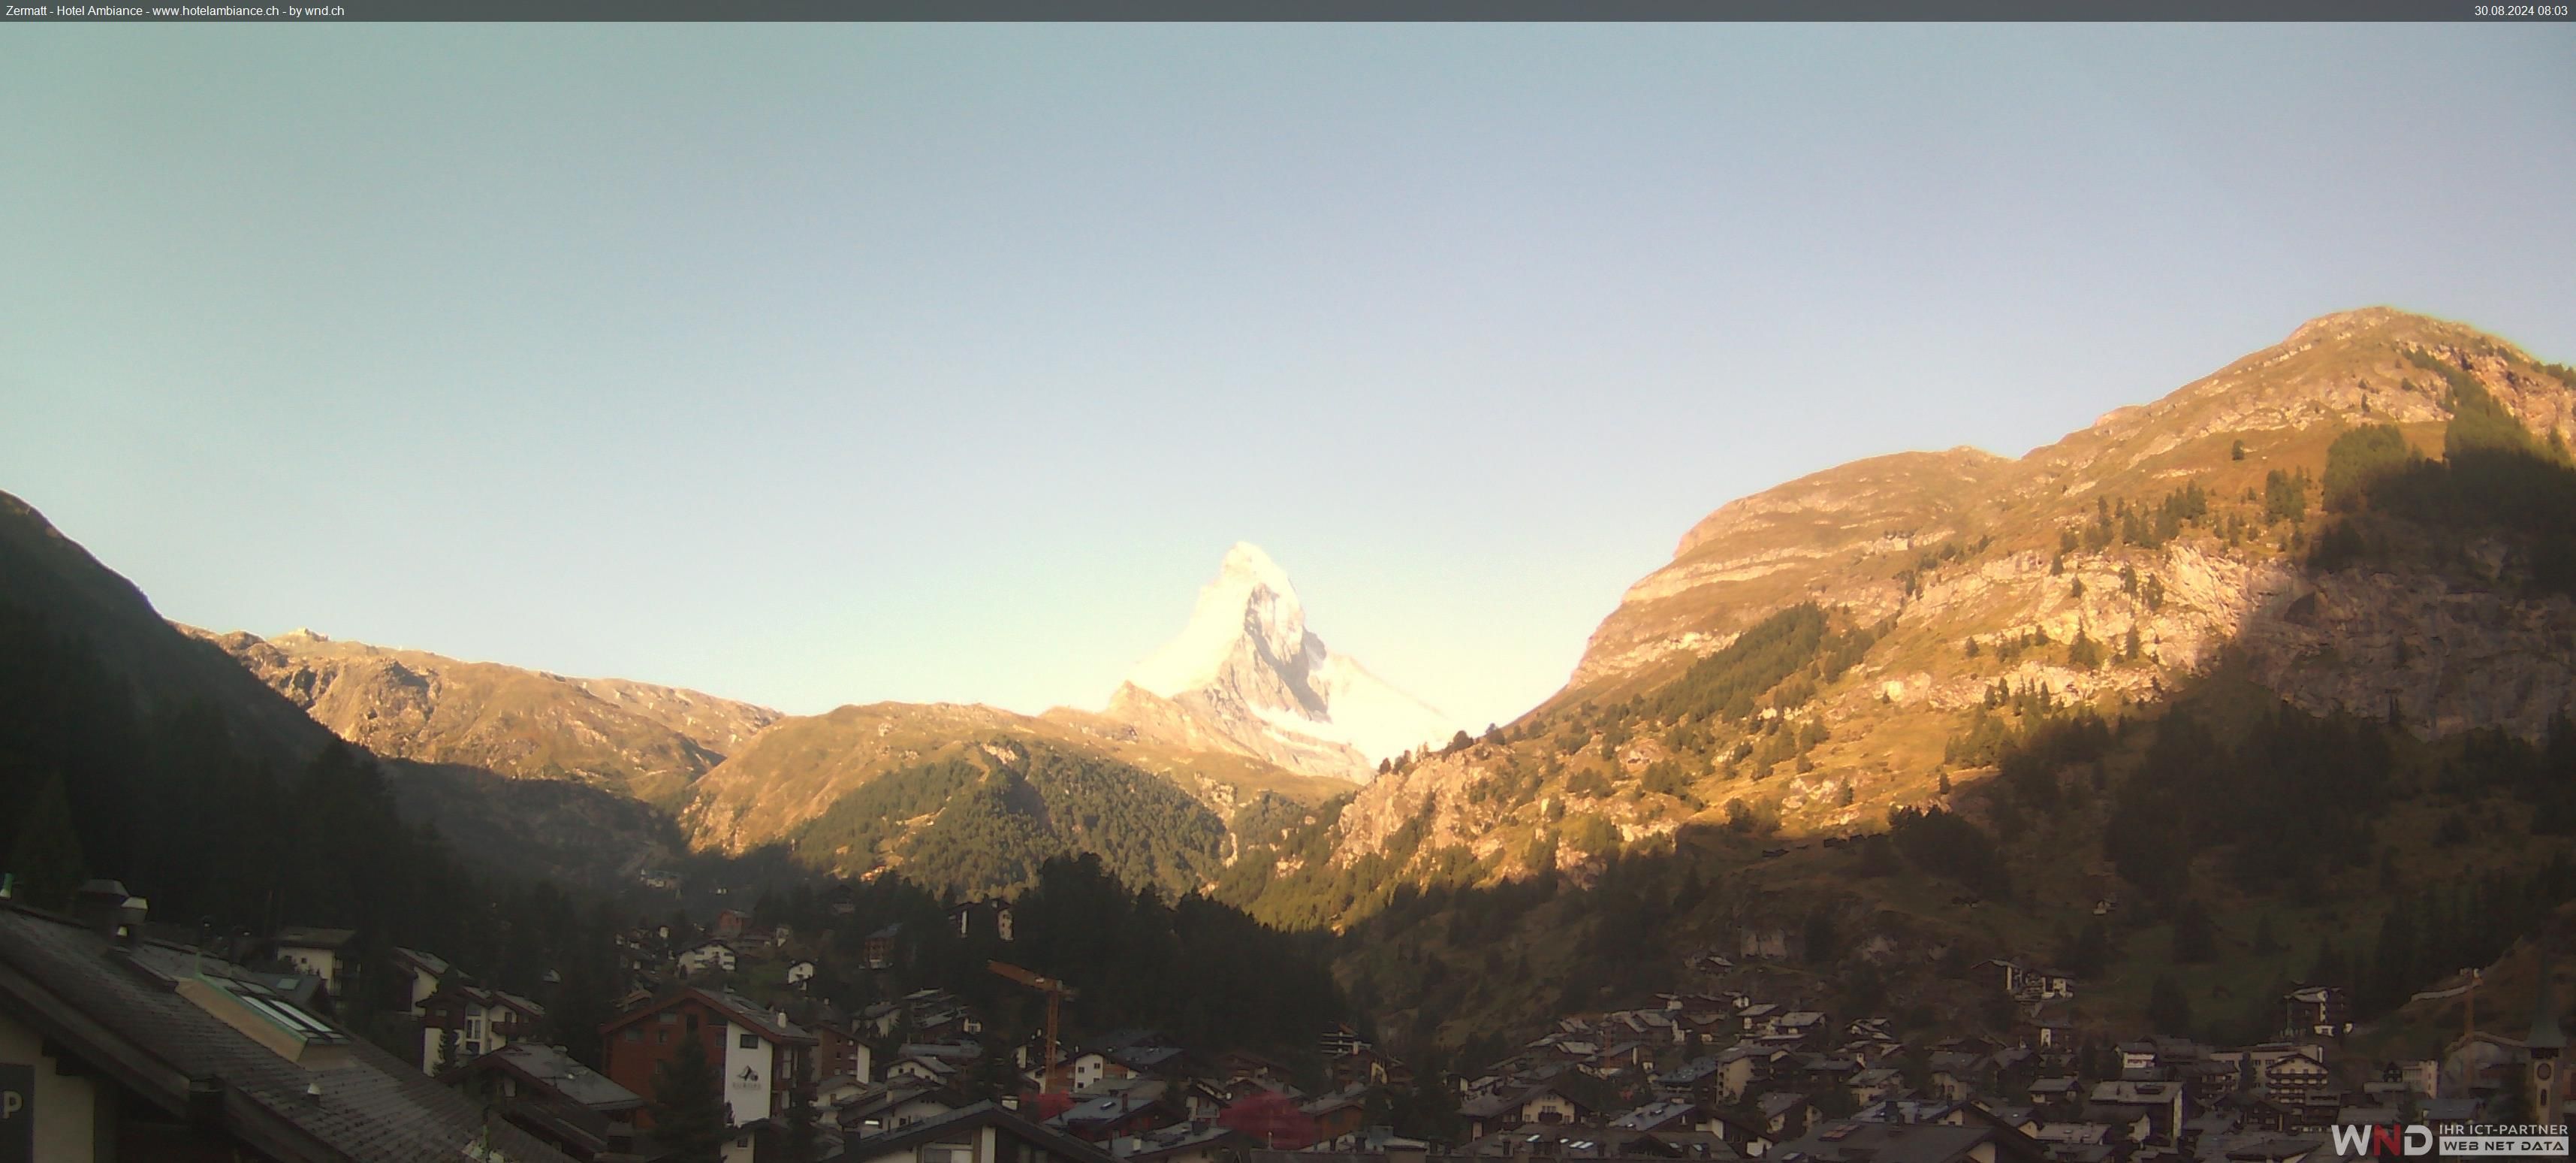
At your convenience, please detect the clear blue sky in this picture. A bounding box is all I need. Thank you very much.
[5,25,2571,728]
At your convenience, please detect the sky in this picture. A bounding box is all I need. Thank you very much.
[4,25,2573,729]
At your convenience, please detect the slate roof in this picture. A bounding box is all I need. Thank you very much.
[0,902,575,1163]
[1771,1120,2012,1163]
[849,1100,1117,1163]
[475,1042,644,1112]
[274,926,358,950]
[600,986,815,1045]
[391,947,451,976]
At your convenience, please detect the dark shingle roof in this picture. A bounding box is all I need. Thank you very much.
[850,1100,1117,1163]
[274,926,359,950]
[478,1043,644,1112]
[0,904,575,1163]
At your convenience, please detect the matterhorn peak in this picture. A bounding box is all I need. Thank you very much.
[1111,544,1461,782]
[1129,542,1311,701]
[1217,541,1296,594]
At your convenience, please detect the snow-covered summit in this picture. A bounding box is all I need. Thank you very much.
[1129,542,1308,699]
[1111,543,1460,782]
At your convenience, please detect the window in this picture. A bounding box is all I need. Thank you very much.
[656,1029,669,1044]
[623,1029,641,1043]
[741,1033,761,1050]
[925,1142,974,1163]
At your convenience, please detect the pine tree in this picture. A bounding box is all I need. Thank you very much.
[652,1035,729,1163]
[2172,900,2217,963]
[7,771,88,911]
[783,1077,820,1162]
[2148,975,2193,1037]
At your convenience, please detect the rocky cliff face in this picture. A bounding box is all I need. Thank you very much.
[1305,308,2576,884]
[189,627,781,805]
[1100,542,1461,781]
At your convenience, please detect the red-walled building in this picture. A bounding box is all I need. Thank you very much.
[601,988,817,1130]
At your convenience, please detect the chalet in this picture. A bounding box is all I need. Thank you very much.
[1757,1091,1811,1136]
[1926,1052,1983,1101]
[1974,959,2074,1004]
[1652,1055,1721,1096]
[1712,1045,1768,1101]
[2283,985,2351,1038]
[1300,1084,1374,1143]
[679,938,741,975]
[844,1100,1117,1163]
[601,987,818,1128]
[391,945,451,1013]
[2259,1052,2332,1107]
[887,1050,966,1086]
[786,998,870,1083]
[1053,1081,1184,1142]
[1217,1048,1295,1089]
[2027,1077,2079,1107]
[949,899,1016,942]
[2019,1001,2075,1051]
[445,1041,647,1161]
[711,908,751,941]
[837,1082,969,1137]
[1936,1098,2041,1137]
[1320,1021,1372,1058]
[1325,1044,1401,1089]
[271,925,358,999]
[864,923,904,971]
[1064,1049,1140,1092]
[1458,1083,1595,1137]
[1121,1122,1253,1163]
[1688,950,1737,975]
[2089,1078,2188,1143]
[419,983,547,1073]
[0,892,578,1163]
[1847,1068,1903,1105]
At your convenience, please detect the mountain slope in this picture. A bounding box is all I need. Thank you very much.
[1205,308,2576,1054]
[678,699,1349,868]
[0,491,339,765]
[188,627,781,805]
[1098,542,1461,781]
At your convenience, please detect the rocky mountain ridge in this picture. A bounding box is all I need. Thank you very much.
[187,627,783,806]
[1283,308,2576,894]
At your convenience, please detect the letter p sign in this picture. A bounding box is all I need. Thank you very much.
[0,1062,30,1163]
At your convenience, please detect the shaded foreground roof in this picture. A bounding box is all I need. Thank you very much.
[851,1100,1119,1163]
[0,902,575,1163]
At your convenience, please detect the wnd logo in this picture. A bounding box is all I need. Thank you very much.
[2328,1123,2436,1157]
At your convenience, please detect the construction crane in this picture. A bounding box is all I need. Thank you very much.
[989,961,1077,1093]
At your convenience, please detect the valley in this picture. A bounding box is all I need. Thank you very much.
[5,307,2575,1163]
